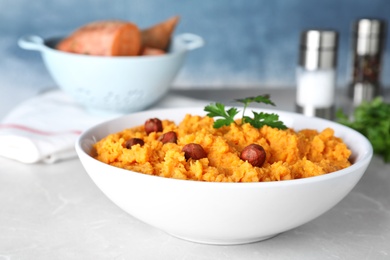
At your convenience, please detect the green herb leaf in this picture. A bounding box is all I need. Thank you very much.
[336,97,390,163]
[204,103,239,129]
[235,95,276,124]
[244,112,288,130]
[204,95,287,130]
[235,95,275,107]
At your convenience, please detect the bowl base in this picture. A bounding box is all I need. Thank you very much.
[168,233,279,245]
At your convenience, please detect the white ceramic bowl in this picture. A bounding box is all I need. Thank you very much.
[75,107,373,245]
[18,34,204,115]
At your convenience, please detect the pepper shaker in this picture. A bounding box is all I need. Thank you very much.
[296,30,339,119]
[348,18,386,107]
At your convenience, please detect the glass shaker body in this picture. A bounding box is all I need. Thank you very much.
[348,18,386,106]
[296,30,338,119]
[296,68,336,117]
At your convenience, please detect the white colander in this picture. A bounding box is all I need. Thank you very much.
[18,33,204,115]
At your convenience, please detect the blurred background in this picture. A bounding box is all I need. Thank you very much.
[1,0,389,97]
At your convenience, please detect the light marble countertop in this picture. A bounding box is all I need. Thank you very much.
[1,87,390,260]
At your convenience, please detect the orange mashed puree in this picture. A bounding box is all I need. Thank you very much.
[93,114,352,182]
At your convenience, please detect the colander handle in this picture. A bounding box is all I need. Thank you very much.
[174,33,204,51]
[18,35,45,52]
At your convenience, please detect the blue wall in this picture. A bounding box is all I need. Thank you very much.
[1,0,389,91]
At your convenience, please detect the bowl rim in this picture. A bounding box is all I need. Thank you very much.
[75,106,373,187]
[19,33,203,61]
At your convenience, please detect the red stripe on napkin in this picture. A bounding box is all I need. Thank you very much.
[0,124,82,136]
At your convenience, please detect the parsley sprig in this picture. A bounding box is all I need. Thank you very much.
[336,97,390,163]
[204,95,287,130]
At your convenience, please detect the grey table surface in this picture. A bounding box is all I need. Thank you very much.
[1,87,389,260]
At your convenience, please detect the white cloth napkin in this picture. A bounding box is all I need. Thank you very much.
[0,90,209,164]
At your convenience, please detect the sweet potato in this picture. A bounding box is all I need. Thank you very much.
[140,47,166,56]
[141,16,180,51]
[57,20,141,56]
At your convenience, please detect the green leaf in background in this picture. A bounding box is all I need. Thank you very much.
[336,97,390,163]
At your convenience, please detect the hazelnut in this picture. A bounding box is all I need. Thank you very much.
[182,143,207,160]
[158,131,178,144]
[240,144,266,167]
[144,118,163,134]
[125,138,144,149]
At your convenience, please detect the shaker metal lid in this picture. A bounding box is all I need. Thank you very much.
[300,30,338,50]
[353,18,387,55]
[299,30,338,70]
[354,18,386,37]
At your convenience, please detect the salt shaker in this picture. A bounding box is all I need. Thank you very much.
[296,30,338,119]
[348,18,386,107]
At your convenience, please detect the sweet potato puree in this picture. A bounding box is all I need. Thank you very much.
[93,114,352,182]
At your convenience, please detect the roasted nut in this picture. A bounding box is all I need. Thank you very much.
[125,138,144,149]
[182,143,207,160]
[158,131,178,144]
[240,144,266,167]
[144,118,163,134]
